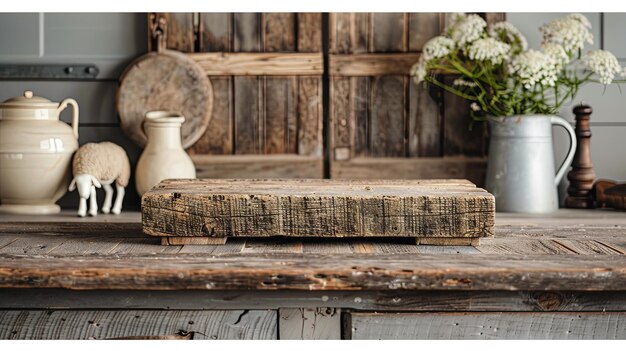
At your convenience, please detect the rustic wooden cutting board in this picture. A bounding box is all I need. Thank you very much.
[142,179,495,246]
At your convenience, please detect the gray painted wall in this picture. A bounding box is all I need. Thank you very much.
[1,13,625,209]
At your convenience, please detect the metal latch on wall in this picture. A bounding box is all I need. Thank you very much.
[0,64,100,80]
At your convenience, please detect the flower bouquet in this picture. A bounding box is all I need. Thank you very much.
[411,13,626,119]
[411,13,626,213]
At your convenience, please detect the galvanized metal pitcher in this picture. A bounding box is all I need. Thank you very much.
[485,115,577,213]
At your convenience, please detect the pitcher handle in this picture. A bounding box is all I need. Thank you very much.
[58,98,79,139]
[551,116,577,186]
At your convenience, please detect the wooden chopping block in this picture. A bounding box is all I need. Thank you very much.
[141,179,495,246]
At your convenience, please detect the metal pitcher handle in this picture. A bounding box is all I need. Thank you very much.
[58,98,79,139]
[551,116,577,186]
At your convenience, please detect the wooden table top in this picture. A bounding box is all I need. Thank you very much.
[0,209,625,291]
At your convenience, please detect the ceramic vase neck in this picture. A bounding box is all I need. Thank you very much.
[145,123,183,149]
[143,111,185,150]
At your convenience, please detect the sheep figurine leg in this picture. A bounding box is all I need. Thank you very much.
[69,174,102,217]
[102,182,114,214]
[112,183,125,215]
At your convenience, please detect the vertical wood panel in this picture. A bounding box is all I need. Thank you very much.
[234,13,262,154]
[369,13,407,157]
[331,77,352,160]
[296,13,323,158]
[297,77,323,156]
[408,13,443,157]
[353,77,370,157]
[190,13,233,155]
[297,13,322,52]
[263,13,298,154]
[443,76,487,156]
[408,13,442,51]
[409,84,441,157]
[158,13,195,52]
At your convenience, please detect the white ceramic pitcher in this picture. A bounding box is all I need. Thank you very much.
[485,115,577,213]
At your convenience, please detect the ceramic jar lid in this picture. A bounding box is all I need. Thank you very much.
[1,91,59,108]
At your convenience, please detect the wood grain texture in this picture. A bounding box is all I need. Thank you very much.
[0,253,625,291]
[141,179,495,239]
[0,310,277,340]
[330,157,488,187]
[189,52,323,75]
[279,308,341,340]
[442,75,487,156]
[348,312,626,339]
[329,54,421,76]
[189,13,233,155]
[263,13,297,158]
[408,13,442,51]
[297,13,322,52]
[3,289,625,312]
[192,155,323,179]
[117,50,213,149]
[149,13,194,52]
[297,77,323,156]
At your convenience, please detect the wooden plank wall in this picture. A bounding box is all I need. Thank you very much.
[329,13,494,185]
[151,13,502,184]
[151,13,324,178]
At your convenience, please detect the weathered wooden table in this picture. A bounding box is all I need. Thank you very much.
[0,209,625,340]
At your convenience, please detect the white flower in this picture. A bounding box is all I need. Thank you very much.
[453,78,478,87]
[509,49,559,89]
[467,37,511,65]
[540,13,593,53]
[448,14,487,46]
[582,50,624,84]
[470,102,481,112]
[489,21,528,52]
[542,43,569,69]
[445,13,466,32]
[410,58,427,84]
[422,36,455,61]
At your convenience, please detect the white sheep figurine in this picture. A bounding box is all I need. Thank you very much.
[69,142,131,217]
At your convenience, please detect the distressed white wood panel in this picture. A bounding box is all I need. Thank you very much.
[349,312,626,339]
[0,310,277,340]
[279,308,341,340]
[605,14,626,59]
[0,13,41,57]
[507,13,601,51]
[0,81,118,124]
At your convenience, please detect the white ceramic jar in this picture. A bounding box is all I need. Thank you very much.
[135,111,196,196]
[0,91,79,214]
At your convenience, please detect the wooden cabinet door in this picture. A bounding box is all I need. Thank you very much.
[329,13,499,186]
[149,13,324,179]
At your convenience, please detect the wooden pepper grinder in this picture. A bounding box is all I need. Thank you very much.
[565,104,596,208]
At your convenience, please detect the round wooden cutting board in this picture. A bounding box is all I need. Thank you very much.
[117,49,213,149]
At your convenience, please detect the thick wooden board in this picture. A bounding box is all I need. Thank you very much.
[161,237,227,246]
[279,308,341,340]
[0,253,625,291]
[0,309,277,340]
[141,179,495,239]
[347,312,626,339]
[117,50,213,149]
